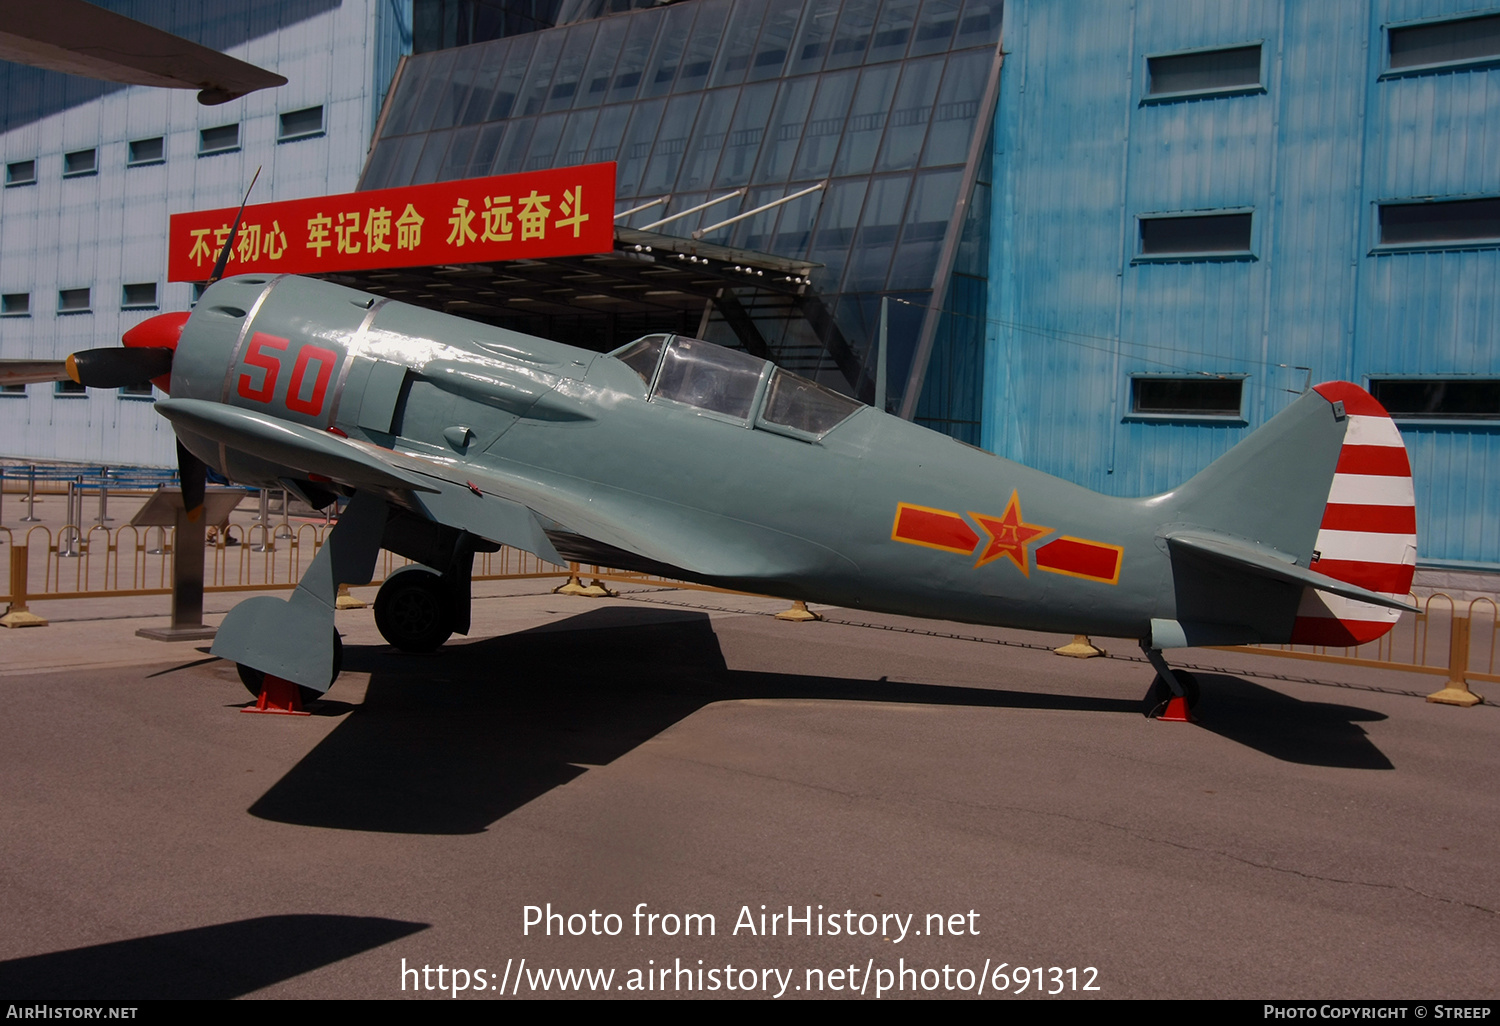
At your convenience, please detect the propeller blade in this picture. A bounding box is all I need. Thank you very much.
[0,360,70,385]
[207,165,262,285]
[177,439,207,523]
[65,347,174,389]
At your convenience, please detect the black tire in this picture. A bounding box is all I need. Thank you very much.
[1144,670,1200,717]
[237,633,342,706]
[374,567,453,652]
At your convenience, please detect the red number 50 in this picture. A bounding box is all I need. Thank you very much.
[237,332,337,417]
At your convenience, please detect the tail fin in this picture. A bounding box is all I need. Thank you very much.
[1293,382,1417,645]
[1162,382,1416,647]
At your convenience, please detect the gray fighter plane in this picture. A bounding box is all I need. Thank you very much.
[4,269,1419,719]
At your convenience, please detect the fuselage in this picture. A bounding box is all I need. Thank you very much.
[166,274,1222,640]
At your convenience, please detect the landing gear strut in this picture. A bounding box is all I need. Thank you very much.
[1139,641,1200,721]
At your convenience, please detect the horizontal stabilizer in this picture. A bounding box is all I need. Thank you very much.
[1165,531,1418,614]
[154,398,439,495]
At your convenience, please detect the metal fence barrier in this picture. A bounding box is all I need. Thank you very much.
[0,516,1489,703]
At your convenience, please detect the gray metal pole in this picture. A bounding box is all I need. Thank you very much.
[96,467,112,525]
[21,465,39,522]
[60,477,81,557]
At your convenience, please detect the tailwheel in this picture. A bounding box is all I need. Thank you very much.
[1144,670,1199,719]
[374,567,453,652]
[237,633,343,706]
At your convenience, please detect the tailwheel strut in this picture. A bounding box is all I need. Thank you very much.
[1139,641,1199,722]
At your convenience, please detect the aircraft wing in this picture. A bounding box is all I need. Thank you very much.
[0,0,287,104]
[154,397,826,582]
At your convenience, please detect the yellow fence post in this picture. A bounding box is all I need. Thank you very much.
[1,544,48,627]
[554,561,592,596]
[775,600,822,622]
[1054,634,1106,658]
[1427,616,1484,706]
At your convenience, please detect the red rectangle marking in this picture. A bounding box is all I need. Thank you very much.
[892,504,979,555]
[1034,536,1122,584]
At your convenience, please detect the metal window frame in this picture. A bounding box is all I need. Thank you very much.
[1370,195,1500,254]
[127,136,165,167]
[1132,207,1257,263]
[1139,40,1267,105]
[62,148,98,178]
[1380,11,1500,79]
[0,293,30,317]
[1364,374,1500,425]
[198,123,241,157]
[121,282,159,310]
[5,159,36,186]
[1123,372,1250,423]
[57,288,92,315]
[277,105,326,142]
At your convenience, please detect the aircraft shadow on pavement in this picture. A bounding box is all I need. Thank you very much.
[1191,673,1393,770]
[247,609,1393,834]
[0,914,426,999]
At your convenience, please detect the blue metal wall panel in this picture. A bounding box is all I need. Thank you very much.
[987,0,1500,564]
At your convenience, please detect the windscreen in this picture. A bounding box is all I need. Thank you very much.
[613,333,669,386]
[652,336,765,420]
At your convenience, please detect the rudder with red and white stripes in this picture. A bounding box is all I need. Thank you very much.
[1291,382,1417,646]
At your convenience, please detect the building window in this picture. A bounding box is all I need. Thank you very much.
[118,382,155,399]
[1145,44,1263,100]
[1,384,26,396]
[58,288,91,314]
[1377,198,1500,248]
[191,282,208,306]
[1129,376,1246,419]
[199,124,240,156]
[55,380,87,397]
[63,148,97,177]
[128,137,165,166]
[1,293,28,317]
[1387,13,1500,73]
[1137,211,1254,259]
[6,159,36,186]
[278,105,324,142]
[1369,379,1500,421]
[122,283,158,309]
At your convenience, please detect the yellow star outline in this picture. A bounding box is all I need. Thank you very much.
[968,491,1052,574]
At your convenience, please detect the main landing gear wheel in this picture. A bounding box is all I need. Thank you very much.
[236,633,343,706]
[1144,670,1200,718]
[374,567,454,652]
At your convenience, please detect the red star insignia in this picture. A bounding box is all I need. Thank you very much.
[970,492,1052,574]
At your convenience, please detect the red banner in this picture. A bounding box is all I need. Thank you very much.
[168,162,616,281]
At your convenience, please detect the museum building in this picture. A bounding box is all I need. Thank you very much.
[1,0,1498,567]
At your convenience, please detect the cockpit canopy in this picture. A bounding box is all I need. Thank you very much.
[612,333,863,439]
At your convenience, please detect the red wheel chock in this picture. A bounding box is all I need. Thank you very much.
[241,675,311,716]
[1157,695,1194,723]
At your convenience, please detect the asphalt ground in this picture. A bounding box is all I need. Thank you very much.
[0,583,1497,1001]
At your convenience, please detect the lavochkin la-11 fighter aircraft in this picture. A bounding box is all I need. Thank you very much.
[3,206,1419,720]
